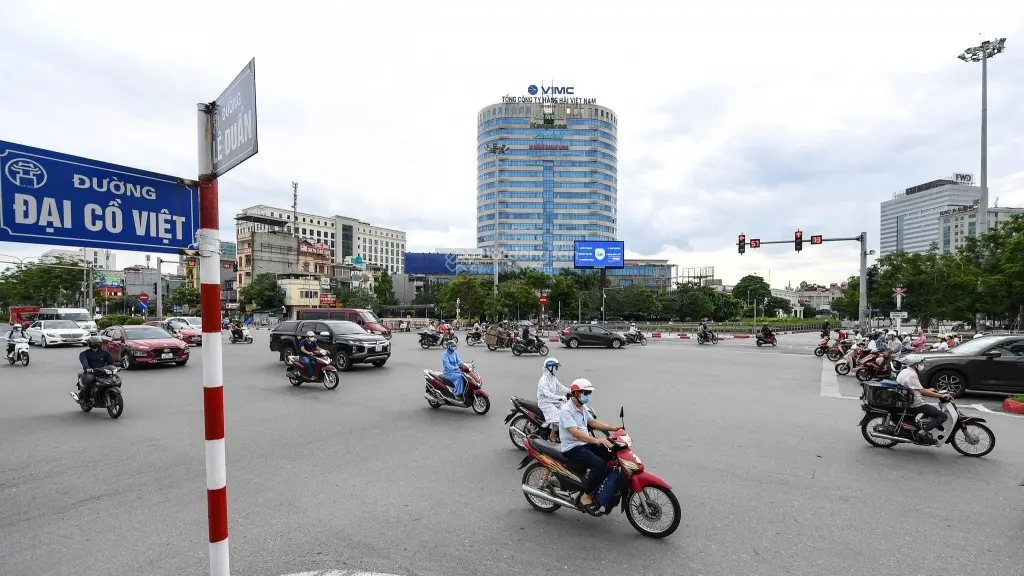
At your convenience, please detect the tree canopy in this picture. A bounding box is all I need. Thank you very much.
[239,273,284,310]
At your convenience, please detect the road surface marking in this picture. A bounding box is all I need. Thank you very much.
[280,571,406,576]
[820,358,841,398]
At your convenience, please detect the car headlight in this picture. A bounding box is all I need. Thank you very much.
[132,349,148,357]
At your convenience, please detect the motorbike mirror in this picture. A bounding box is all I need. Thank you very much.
[619,406,625,429]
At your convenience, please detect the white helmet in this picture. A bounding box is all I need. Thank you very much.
[569,378,594,394]
[903,354,925,371]
[543,358,560,373]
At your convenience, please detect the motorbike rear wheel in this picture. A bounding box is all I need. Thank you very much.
[522,462,561,512]
[855,367,873,382]
[861,414,898,448]
[322,371,339,390]
[625,486,681,538]
[826,349,843,362]
[420,339,431,349]
[287,369,303,387]
[105,389,124,419]
[511,345,523,357]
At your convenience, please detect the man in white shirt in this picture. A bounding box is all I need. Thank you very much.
[896,357,953,443]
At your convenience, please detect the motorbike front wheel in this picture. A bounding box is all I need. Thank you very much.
[20,353,29,366]
[826,349,843,362]
[472,394,490,415]
[536,344,550,356]
[639,336,647,346]
[625,486,681,538]
[105,388,124,419]
[322,371,339,390]
[835,362,851,376]
[951,422,996,457]
[814,347,826,357]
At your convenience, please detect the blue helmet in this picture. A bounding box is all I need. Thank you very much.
[544,357,560,373]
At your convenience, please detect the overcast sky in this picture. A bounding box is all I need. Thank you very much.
[1,0,1022,287]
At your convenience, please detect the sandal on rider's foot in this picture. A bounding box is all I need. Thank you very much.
[580,500,600,514]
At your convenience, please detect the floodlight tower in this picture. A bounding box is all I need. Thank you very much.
[958,37,1007,235]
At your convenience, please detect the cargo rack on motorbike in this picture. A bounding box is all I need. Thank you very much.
[484,326,501,348]
[864,380,914,410]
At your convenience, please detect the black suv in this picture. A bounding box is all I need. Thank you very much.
[270,320,391,370]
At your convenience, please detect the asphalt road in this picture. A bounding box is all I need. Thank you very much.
[1,331,1023,576]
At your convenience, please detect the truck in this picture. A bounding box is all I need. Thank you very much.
[7,306,40,328]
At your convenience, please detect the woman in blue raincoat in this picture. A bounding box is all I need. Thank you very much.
[442,340,465,400]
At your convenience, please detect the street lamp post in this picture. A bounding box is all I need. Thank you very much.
[958,37,1007,235]
[485,142,509,296]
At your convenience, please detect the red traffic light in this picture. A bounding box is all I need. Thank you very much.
[738,234,746,243]
[810,235,823,245]
[795,230,803,240]
[749,239,761,248]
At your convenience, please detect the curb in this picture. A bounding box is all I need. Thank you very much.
[1002,398,1024,415]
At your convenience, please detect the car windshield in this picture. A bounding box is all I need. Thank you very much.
[183,317,202,326]
[58,312,92,322]
[325,321,366,335]
[45,320,80,330]
[359,311,380,323]
[948,337,1002,356]
[124,327,173,340]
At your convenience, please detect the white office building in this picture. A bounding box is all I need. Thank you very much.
[40,248,116,270]
[879,177,980,257]
[235,205,407,274]
[937,203,1024,254]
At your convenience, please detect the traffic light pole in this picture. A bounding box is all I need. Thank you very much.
[737,232,869,332]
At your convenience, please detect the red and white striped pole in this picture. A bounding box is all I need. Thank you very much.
[197,103,229,576]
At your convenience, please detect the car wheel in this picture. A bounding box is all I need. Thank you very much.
[41,337,48,348]
[119,354,132,369]
[930,370,966,397]
[611,339,622,349]
[567,338,579,349]
[280,346,295,362]
[334,351,352,371]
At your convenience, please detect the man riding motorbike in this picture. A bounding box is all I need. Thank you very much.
[698,318,709,339]
[298,331,318,378]
[537,358,569,441]
[442,340,465,401]
[821,319,831,338]
[5,324,25,357]
[521,324,535,351]
[230,318,244,341]
[75,335,115,405]
[626,323,639,339]
[760,323,774,342]
[896,356,952,444]
[558,378,621,513]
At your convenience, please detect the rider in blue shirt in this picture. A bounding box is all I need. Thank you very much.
[442,340,465,400]
[298,331,318,378]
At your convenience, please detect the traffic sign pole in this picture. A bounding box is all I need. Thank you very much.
[198,103,229,576]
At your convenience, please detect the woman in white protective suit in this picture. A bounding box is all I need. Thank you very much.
[537,357,570,441]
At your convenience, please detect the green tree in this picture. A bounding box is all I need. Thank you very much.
[336,285,376,309]
[712,292,744,322]
[802,304,820,318]
[437,275,487,319]
[374,269,398,306]
[239,273,284,310]
[498,280,538,319]
[0,257,90,309]
[731,275,771,315]
[606,285,661,320]
[170,285,200,310]
[764,296,793,317]
[412,280,443,305]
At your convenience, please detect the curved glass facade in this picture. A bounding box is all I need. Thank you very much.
[476,102,618,274]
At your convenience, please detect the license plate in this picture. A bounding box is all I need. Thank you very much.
[162,353,173,359]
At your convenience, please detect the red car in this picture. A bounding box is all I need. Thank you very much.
[101,324,190,368]
[162,318,203,346]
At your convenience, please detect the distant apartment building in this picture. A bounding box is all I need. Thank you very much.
[879,175,980,257]
[235,205,407,275]
[936,201,1024,254]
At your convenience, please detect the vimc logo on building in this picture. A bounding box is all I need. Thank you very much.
[528,84,574,95]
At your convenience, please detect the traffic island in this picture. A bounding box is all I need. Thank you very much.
[1001,397,1024,415]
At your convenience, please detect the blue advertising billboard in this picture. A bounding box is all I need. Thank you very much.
[573,240,624,269]
[404,252,457,275]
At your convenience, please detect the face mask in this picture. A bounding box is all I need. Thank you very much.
[579,394,590,405]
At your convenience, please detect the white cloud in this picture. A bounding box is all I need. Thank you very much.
[1,0,1023,284]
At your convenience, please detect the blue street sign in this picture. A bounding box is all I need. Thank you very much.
[137,301,149,310]
[0,140,199,254]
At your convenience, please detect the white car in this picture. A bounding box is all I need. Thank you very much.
[25,320,91,347]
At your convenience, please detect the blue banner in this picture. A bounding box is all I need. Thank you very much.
[573,240,624,269]
[0,140,199,254]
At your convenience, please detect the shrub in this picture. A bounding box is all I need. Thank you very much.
[97,314,147,330]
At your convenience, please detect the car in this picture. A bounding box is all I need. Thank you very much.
[912,335,1024,397]
[36,307,98,334]
[100,324,190,368]
[269,319,390,371]
[163,318,203,346]
[558,324,627,349]
[24,320,90,347]
[295,308,392,339]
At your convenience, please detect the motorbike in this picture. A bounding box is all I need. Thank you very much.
[511,336,549,356]
[625,332,647,346]
[487,330,513,351]
[466,331,483,346]
[422,360,489,414]
[285,349,339,390]
[228,326,253,344]
[418,330,457,349]
[70,366,124,419]
[825,339,853,362]
[504,395,604,450]
[834,346,870,375]
[517,408,681,538]
[813,337,836,357]
[6,337,30,366]
[855,351,895,382]
[859,381,995,456]
[755,333,777,347]
[696,330,718,345]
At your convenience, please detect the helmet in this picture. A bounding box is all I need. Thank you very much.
[305,331,315,338]
[544,357,560,373]
[446,340,457,351]
[903,353,925,371]
[11,324,23,331]
[569,378,594,394]
[87,335,102,348]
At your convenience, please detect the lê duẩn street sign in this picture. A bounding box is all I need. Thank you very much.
[210,58,258,179]
[0,140,199,254]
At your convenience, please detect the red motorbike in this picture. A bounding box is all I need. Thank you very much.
[422,360,490,414]
[813,337,835,357]
[855,350,894,382]
[826,339,854,361]
[285,349,339,390]
[518,408,681,539]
